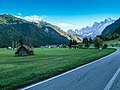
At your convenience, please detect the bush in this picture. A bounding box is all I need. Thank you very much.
[102,44,108,49]
[78,43,83,49]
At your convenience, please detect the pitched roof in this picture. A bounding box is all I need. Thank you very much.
[15,45,33,54]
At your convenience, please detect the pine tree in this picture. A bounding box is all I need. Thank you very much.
[82,38,89,48]
[19,38,23,46]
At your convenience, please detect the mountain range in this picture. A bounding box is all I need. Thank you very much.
[101,18,120,40]
[0,14,80,48]
[102,18,120,36]
[67,18,115,39]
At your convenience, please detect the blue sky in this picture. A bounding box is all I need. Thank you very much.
[0,0,120,31]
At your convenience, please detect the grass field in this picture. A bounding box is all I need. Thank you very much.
[105,38,120,47]
[0,48,116,90]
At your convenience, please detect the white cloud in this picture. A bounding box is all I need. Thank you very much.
[15,16,21,18]
[23,15,42,22]
[58,23,75,27]
[15,15,47,23]
[18,13,22,16]
[57,23,83,31]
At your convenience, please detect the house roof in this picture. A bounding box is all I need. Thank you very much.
[15,45,33,54]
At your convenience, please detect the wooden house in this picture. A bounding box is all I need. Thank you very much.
[71,45,79,49]
[15,45,34,56]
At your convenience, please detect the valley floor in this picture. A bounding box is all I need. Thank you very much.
[0,48,116,90]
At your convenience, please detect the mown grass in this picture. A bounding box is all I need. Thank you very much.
[0,48,116,90]
[105,38,120,47]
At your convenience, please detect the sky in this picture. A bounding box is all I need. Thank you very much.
[0,0,120,31]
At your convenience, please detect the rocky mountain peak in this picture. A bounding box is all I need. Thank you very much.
[67,18,115,39]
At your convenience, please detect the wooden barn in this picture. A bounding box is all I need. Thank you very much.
[15,45,34,56]
[71,45,79,49]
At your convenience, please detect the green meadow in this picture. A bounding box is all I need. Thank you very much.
[0,48,116,90]
[105,39,120,47]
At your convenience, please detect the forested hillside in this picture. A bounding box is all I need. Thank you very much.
[0,14,80,47]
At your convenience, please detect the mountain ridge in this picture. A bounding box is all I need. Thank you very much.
[102,18,120,36]
[101,18,120,41]
[0,14,80,48]
[67,18,115,39]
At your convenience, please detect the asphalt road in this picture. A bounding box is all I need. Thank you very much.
[22,48,120,90]
[110,68,120,90]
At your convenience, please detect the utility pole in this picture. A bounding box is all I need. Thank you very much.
[12,41,14,50]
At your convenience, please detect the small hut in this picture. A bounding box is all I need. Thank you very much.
[15,45,34,56]
[71,45,79,49]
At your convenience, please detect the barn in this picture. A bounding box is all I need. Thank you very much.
[15,45,34,56]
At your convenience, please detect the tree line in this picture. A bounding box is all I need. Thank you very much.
[69,36,108,49]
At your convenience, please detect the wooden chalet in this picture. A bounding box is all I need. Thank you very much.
[71,45,79,49]
[15,45,34,56]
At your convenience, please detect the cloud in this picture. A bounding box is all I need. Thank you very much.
[16,15,47,23]
[23,15,42,23]
[18,13,22,16]
[58,23,75,27]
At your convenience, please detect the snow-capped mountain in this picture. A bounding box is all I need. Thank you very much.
[67,18,115,39]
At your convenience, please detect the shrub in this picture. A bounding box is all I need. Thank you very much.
[102,44,108,49]
[78,43,83,49]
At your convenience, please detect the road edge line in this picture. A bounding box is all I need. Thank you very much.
[104,67,120,90]
[20,48,118,90]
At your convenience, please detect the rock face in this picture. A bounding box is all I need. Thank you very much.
[0,14,80,48]
[67,18,115,39]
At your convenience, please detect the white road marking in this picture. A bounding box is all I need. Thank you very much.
[104,67,120,90]
[20,48,118,90]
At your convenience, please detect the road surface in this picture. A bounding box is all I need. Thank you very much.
[110,67,120,90]
[22,48,120,90]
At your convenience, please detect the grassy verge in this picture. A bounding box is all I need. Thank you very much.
[105,38,120,47]
[0,48,116,90]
